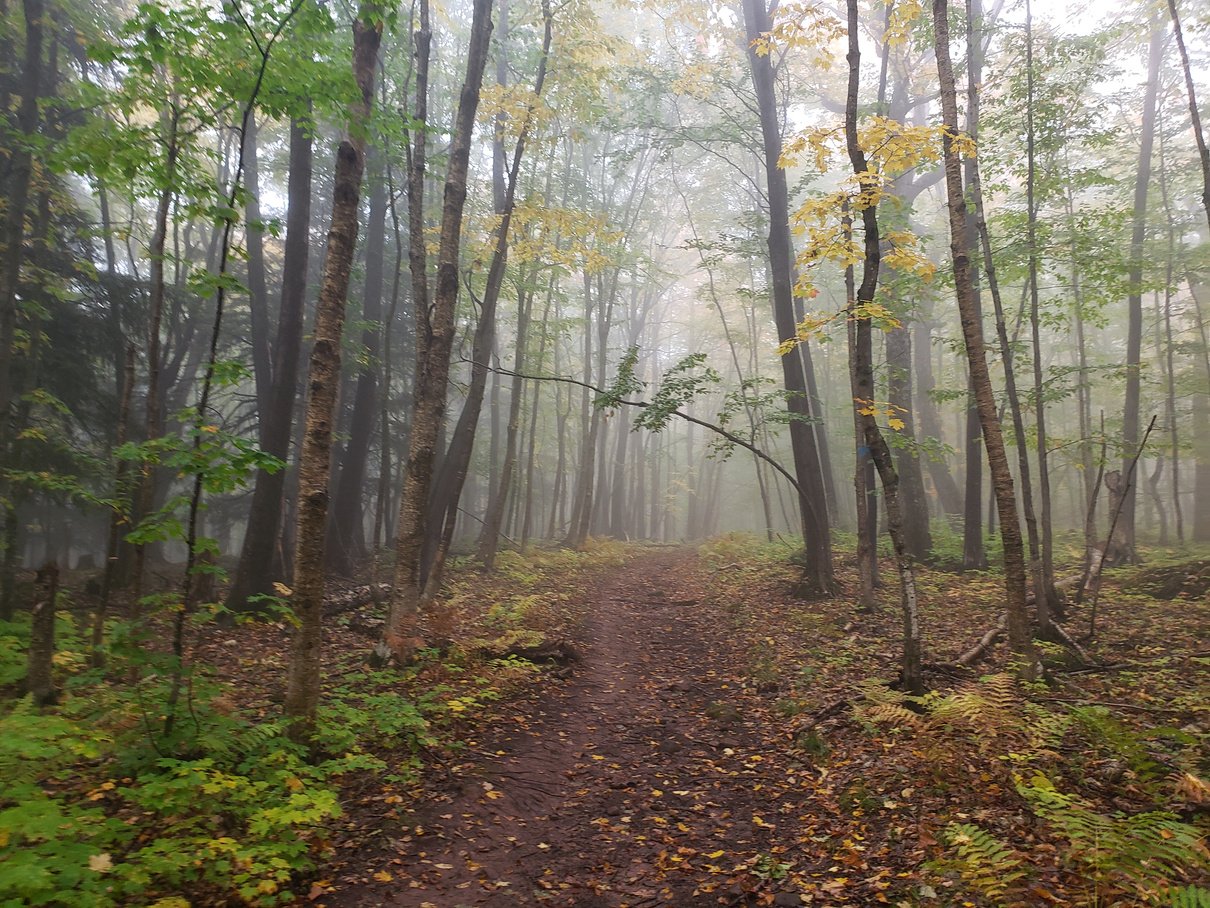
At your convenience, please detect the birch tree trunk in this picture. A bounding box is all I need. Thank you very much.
[934,0,1032,663]
[283,6,382,740]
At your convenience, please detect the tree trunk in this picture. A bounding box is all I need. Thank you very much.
[1115,25,1163,564]
[282,7,381,741]
[385,0,495,662]
[244,115,272,421]
[26,561,58,707]
[0,0,42,439]
[843,0,922,692]
[227,114,314,610]
[885,322,931,560]
[912,317,963,517]
[1196,393,1210,543]
[423,0,550,589]
[742,0,833,595]
[934,0,1031,661]
[1023,0,1061,622]
[1167,0,1210,230]
[327,147,387,576]
[960,0,986,572]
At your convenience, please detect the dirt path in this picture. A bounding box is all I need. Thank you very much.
[328,550,820,907]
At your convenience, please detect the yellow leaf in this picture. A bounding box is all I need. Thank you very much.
[88,853,113,873]
[706,849,726,859]
[373,870,394,882]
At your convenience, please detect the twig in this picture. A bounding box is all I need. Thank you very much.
[1087,414,1158,640]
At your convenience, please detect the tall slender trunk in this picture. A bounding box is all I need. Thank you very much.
[0,0,42,438]
[1189,284,1210,542]
[283,7,381,740]
[479,283,535,566]
[1116,25,1163,563]
[935,0,1031,661]
[385,0,495,662]
[844,0,921,692]
[92,345,136,664]
[1023,0,1060,621]
[227,114,314,610]
[1156,116,1183,543]
[244,115,272,421]
[967,0,1053,627]
[328,146,387,575]
[960,0,986,571]
[423,0,550,585]
[132,109,181,595]
[1166,0,1210,230]
[912,316,963,516]
[741,0,833,594]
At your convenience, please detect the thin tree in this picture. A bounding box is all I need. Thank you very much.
[741,0,834,595]
[843,0,922,693]
[282,3,382,741]
[1166,0,1210,230]
[1115,24,1164,564]
[933,0,1032,662]
[384,0,496,663]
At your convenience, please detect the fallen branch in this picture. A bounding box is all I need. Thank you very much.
[1039,696,1191,716]
[1041,618,1093,666]
[798,698,850,732]
[950,616,1006,668]
[324,583,390,615]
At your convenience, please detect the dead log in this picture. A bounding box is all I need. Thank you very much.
[951,616,1006,668]
[323,583,390,615]
[475,639,579,665]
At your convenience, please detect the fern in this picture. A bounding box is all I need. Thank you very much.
[1170,885,1210,908]
[1018,773,1209,902]
[942,822,1026,901]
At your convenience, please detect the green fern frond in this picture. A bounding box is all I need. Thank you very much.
[943,822,1026,900]
[1170,885,1210,908]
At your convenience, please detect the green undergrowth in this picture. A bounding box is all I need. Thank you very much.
[0,611,441,906]
[857,674,1209,905]
[0,539,638,907]
[692,533,1210,906]
[442,537,633,657]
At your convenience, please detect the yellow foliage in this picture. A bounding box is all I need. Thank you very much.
[750,1,844,68]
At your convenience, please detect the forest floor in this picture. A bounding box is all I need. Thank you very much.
[300,538,1209,908]
[4,537,1206,907]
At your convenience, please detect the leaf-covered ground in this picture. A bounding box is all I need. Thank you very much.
[7,537,1203,906]
[299,537,1209,907]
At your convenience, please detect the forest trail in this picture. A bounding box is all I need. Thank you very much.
[329,550,819,907]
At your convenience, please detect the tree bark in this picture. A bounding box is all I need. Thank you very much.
[283,6,382,741]
[385,0,495,662]
[1166,0,1210,230]
[26,561,58,708]
[844,0,922,693]
[960,0,986,572]
[741,0,834,595]
[227,114,314,610]
[425,0,550,585]
[934,0,1031,662]
[0,0,42,440]
[328,145,387,576]
[1116,25,1163,564]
